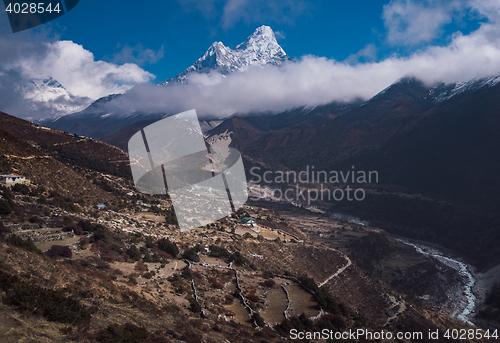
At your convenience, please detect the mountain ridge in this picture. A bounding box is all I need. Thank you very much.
[160,25,289,85]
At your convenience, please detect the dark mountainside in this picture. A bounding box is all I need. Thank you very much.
[52,76,500,267]
[0,112,129,208]
[100,117,164,151]
[0,109,489,342]
[0,111,131,178]
[208,77,500,268]
[39,94,168,140]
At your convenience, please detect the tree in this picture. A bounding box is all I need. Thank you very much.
[252,312,265,327]
[231,251,248,266]
[0,199,11,215]
[182,247,200,262]
[126,245,142,261]
[164,208,178,225]
[93,226,112,243]
[145,236,154,249]
[0,221,11,233]
[47,245,72,258]
[157,238,178,257]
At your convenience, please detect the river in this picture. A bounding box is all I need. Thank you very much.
[396,239,477,325]
[247,186,479,324]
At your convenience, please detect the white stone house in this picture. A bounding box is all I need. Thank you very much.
[0,174,30,187]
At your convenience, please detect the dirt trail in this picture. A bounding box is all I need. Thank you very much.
[318,254,352,288]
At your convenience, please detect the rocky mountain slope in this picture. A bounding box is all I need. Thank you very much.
[210,76,500,268]
[0,111,131,207]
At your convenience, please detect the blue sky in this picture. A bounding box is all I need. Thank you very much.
[48,0,483,82]
[1,0,500,119]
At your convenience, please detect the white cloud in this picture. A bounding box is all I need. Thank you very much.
[344,44,378,64]
[382,0,464,46]
[0,32,155,119]
[4,0,500,122]
[106,9,500,119]
[14,40,154,99]
[176,0,311,29]
[109,43,165,66]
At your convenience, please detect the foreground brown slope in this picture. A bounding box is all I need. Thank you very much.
[0,112,124,206]
[0,111,131,178]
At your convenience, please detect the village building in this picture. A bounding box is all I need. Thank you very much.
[0,174,30,187]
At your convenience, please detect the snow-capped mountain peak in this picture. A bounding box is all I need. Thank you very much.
[161,25,288,85]
[23,77,68,101]
[235,25,286,64]
[22,77,91,116]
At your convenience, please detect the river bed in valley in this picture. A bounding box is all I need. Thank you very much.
[248,194,483,326]
[394,239,477,325]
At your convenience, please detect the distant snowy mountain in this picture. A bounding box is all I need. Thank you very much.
[160,25,289,85]
[41,23,500,143]
[41,25,290,138]
[429,75,500,103]
[361,75,500,107]
[22,77,91,116]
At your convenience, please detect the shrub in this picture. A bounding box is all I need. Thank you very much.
[0,199,11,215]
[231,251,248,266]
[6,235,41,254]
[247,294,260,303]
[262,270,274,279]
[12,183,30,194]
[93,226,112,243]
[47,245,72,258]
[79,237,90,248]
[0,270,91,324]
[212,282,224,289]
[142,254,153,263]
[264,279,275,288]
[182,266,192,279]
[164,208,178,225]
[297,275,347,315]
[135,261,147,272]
[224,294,234,304]
[77,219,93,231]
[188,298,201,313]
[63,222,83,235]
[96,323,158,343]
[252,312,265,327]
[208,245,231,258]
[145,236,155,249]
[0,186,14,200]
[157,238,178,257]
[126,245,142,261]
[0,221,11,233]
[181,247,200,262]
[127,275,137,285]
[96,261,110,269]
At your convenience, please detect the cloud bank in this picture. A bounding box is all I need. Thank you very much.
[0,15,156,120]
[3,0,500,121]
[105,0,500,119]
